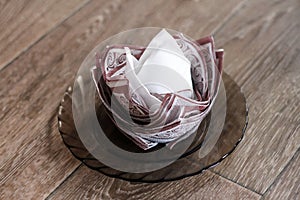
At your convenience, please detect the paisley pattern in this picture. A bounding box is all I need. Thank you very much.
[93,35,224,150]
[57,73,247,182]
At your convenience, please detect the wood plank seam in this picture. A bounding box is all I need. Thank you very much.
[0,1,126,198]
[0,108,57,184]
[45,163,83,200]
[238,24,298,87]
[46,165,261,199]
[36,0,261,197]
[0,0,91,73]
[211,170,263,196]
[210,0,299,192]
[262,147,300,198]
[1,0,60,48]
[2,0,297,198]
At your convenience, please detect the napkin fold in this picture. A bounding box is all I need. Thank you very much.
[92,29,224,150]
[125,29,194,112]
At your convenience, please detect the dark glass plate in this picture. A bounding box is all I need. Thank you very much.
[58,73,248,182]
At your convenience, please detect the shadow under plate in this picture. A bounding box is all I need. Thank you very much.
[57,73,248,183]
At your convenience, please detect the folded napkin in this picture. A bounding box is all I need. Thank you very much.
[92,29,224,150]
[124,29,194,114]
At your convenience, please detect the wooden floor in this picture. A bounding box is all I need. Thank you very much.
[0,0,299,199]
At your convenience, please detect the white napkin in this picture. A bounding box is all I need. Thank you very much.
[124,29,193,111]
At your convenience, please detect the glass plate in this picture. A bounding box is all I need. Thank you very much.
[58,73,248,182]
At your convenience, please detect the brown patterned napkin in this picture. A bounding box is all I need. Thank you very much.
[92,29,224,150]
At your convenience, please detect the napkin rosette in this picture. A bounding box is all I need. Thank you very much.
[92,33,224,150]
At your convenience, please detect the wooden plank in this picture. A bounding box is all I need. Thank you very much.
[47,166,261,200]
[0,0,89,71]
[0,1,122,199]
[264,148,300,200]
[0,0,247,198]
[210,0,300,194]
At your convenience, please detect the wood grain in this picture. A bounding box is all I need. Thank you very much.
[47,166,261,200]
[0,0,299,198]
[263,148,300,200]
[209,0,300,194]
[0,0,256,199]
[0,1,121,199]
[0,0,89,71]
